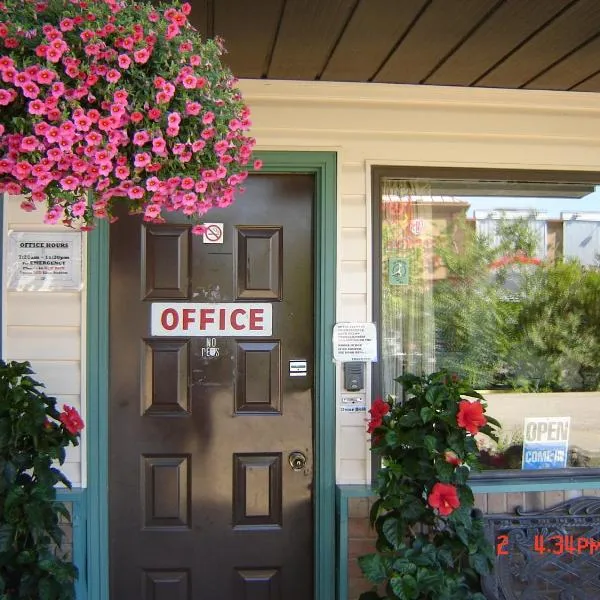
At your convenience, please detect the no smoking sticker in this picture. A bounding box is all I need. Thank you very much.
[202,223,224,244]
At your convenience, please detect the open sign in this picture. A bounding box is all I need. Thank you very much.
[151,303,272,337]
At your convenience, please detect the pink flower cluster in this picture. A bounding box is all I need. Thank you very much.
[0,0,260,232]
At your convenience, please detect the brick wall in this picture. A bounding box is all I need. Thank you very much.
[56,502,73,561]
[347,497,377,599]
[345,489,600,599]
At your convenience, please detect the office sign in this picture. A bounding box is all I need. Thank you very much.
[151,303,272,337]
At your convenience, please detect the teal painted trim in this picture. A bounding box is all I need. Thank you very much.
[56,489,87,600]
[253,151,338,600]
[85,153,336,600]
[85,219,109,600]
[471,478,600,493]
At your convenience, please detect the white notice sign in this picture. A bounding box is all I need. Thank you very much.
[151,303,272,337]
[7,231,83,291]
[333,322,377,362]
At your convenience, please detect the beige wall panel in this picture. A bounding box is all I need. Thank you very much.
[6,195,53,225]
[27,361,81,397]
[7,293,81,327]
[6,327,81,361]
[340,195,367,228]
[341,229,368,261]
[339,458,367,484]
[60,462,81,487]
[340,163,368,197]
[338,294,368,322]
[340,426,370,461]
[340,261,367,294]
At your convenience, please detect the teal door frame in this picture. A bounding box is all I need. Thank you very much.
[86,150,338,600]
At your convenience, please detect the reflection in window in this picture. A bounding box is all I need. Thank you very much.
[379,178,600,471]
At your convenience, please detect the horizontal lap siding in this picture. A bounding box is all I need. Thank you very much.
[240,79,600,485]
[3,196,85,487]
[4,82,600,487]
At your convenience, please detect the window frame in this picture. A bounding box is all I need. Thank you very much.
[371,165,600,485]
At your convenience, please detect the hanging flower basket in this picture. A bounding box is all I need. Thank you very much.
[0,0,260,234]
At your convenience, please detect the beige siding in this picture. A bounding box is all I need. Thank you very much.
[4,81,600,485]
[2,196,85,487]
[239,79,600,484]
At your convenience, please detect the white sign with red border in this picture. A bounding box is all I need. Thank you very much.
[202,223,224,244]
[151,303,272,337]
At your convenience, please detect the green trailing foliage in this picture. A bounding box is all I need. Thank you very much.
[359,371,500,600]
[0,360,83,600]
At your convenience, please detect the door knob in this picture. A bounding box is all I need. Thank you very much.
[288,451,307,471]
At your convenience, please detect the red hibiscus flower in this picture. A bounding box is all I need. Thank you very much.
[444,450,461,466]
[60,405,85,435]
[457,400,487,435]
[428,482,460,516]
[367,398,389,434]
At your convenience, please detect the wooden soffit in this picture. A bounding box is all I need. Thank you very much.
[190,0,600,93]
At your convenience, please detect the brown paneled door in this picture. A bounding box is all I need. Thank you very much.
[109,173,315,599]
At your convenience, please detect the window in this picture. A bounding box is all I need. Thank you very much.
[374,169,600,475]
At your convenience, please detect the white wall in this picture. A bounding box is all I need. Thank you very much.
[4,80,600,486]
[237,79,600,484]
[2,197,86,487]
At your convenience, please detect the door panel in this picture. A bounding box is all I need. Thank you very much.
[109,174,314,599]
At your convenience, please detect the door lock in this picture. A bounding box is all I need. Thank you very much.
[288,451,307,471]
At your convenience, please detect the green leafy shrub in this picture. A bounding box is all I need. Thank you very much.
[516,260,600,390]
[359,371,500,600]
[0,360,83,600]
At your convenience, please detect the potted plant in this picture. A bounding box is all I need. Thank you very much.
[0,0,260,233]
[0,360,84,600]
[359,371,500,600]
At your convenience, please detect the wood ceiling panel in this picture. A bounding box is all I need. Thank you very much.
[572,72,600,93]
[214,0,284,78]
[477,0,600,89]
[425,0,568,87]
[372,0,500,84]
[268,0,359,80]
[524,35,600,91]
[320,0,428,82]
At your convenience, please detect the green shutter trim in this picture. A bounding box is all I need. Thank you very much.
[56,489,87,600]
[86,219,109,600]
[86,152,337,600]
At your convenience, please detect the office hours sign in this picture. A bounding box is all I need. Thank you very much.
[7,231,83,291]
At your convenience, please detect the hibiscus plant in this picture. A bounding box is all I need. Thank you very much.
[359,371,500,600]
[0,0,259,233]
[0,360,84,600]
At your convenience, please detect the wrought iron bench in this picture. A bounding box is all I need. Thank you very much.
[481,496,600,599]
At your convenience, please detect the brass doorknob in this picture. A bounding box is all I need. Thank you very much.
[288,451,307,471]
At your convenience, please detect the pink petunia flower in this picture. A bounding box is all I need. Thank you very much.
[105,69,121,83]
[134,152,151,168]
[117,54,131,69]
[133,48,150,64]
